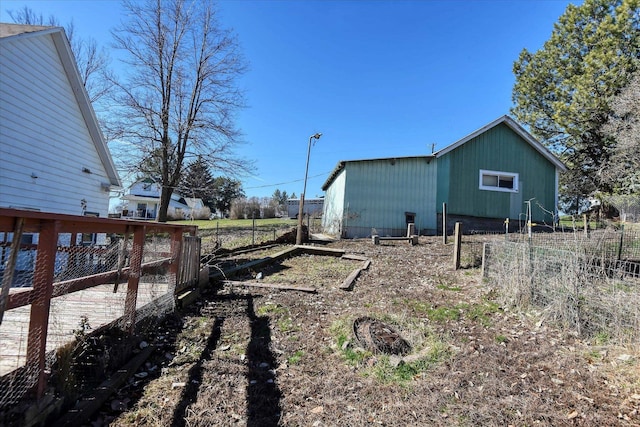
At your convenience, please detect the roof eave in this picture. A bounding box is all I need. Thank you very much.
[49,29,122,187]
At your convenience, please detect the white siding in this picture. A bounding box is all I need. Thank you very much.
[129,181,161,197]
[0,33,111,216]
[322,169,346,236]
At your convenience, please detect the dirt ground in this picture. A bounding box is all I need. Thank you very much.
[87,237,639,426]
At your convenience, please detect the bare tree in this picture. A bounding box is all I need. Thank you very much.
[111,0,250,222]
[7,6,112,104]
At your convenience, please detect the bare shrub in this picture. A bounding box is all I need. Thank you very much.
[484,240,640,344]
[190,207,211,220]
[166,207,184,220]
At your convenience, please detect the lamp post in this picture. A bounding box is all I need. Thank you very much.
[296,132,322,245]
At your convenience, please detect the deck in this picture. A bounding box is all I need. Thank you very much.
[0,281,171,376]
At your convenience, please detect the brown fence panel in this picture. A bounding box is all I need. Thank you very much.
[0,208,197,409]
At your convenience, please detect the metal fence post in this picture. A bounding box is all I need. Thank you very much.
[453,222,462,270]
[617,224,625,261]
[481,242,488,278]
[442,203,448,244]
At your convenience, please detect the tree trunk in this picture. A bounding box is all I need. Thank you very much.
[158,185,173,222]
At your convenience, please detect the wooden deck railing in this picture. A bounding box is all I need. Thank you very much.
[0,208,197,400]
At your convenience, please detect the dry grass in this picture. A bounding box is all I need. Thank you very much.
[88,237,638,426]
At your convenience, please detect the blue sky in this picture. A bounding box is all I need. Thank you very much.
[1,0,576,200]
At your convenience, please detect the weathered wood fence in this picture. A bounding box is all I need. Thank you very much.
[0,208,198,406]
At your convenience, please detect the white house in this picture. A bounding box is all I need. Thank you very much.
[121,178,205,219]
[0,24,121,217]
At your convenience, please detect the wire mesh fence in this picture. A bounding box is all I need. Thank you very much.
[199,218,316,256]
[482,236,640,345]
[0,211,197,413]
[461,226,640,264]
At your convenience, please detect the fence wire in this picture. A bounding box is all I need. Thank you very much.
[483,239,640,345]
[0,232,177,411]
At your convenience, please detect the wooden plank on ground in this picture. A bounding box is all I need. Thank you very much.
[294,245,346,257]
[341,254,368,261]
[53,344,155,427]
[223,280,316,293]
[209,246,301,282]
[340,258,371,291]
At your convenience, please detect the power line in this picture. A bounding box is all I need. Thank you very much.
[113,171,332,193]
[243,171,331,190]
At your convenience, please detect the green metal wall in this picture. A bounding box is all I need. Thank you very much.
[341,157,438,237]
[437,123,557,222]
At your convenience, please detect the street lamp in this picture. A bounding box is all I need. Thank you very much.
[296,132,322,245]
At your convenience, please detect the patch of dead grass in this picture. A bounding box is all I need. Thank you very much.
[90,237,638,427]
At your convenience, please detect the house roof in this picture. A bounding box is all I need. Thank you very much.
[183,197,204,209]
[0,23,121,188]
[434,115,567,172]
[321,155,435,191]
[0,23,52,38]
[321,116,567,192]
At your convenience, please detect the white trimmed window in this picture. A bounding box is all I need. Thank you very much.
[479,169,518,193]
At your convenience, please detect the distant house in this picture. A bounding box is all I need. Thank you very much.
[0,24,121,217]
[121,178,204,219]
[321,116,567,238]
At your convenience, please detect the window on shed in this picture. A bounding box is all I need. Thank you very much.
[479,169,518,193]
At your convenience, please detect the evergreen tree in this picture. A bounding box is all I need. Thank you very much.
[212,177,245,216]
[511,0,640,213]
[602,72,640,194]
[178,156,216,210]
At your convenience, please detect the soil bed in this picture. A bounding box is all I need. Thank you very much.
[86,237,639,426]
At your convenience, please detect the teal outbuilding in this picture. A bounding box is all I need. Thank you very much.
[321,116,567,238]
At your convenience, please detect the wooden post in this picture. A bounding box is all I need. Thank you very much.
[442,203,447,244]
[296,193,305,245]
[170,228,183,288]
[0,217,24,324]
[583,214,589,237]
[113,227,131,293]
[26,219,60,398]
[123,225,145,334]
[453,222,462,270]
